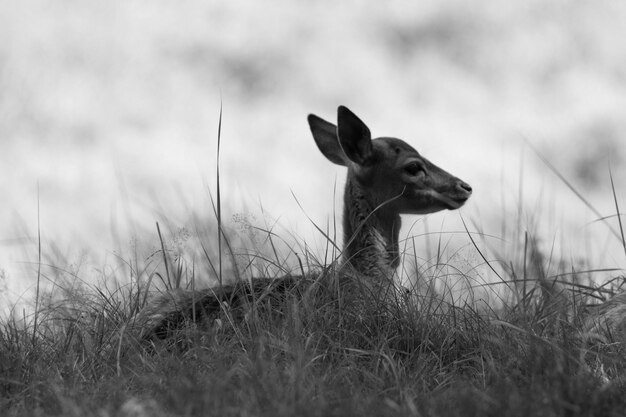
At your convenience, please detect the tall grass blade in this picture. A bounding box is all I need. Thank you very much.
[31,183,42,347]
[525,139,621,241]
[609,165,626,259]
[290,190,340,252]
[217,101,223,285]
[156,222,171,288]
[460,214,510,290]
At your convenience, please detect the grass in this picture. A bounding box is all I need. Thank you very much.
[1,209,625,417]
[1,119,625,416]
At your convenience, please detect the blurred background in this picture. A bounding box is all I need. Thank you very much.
[1,0,625,305]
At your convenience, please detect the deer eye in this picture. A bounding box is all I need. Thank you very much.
[403,163,425,177]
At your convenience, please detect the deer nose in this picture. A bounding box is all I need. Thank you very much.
[457,181,472,195]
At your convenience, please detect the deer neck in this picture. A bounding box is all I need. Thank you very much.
[342,177,401,279]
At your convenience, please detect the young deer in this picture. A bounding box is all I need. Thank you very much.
[309,106,471,283]
[133,106,472,342]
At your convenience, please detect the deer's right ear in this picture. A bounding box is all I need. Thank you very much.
[308,114,347,166]
[337,106,374,166]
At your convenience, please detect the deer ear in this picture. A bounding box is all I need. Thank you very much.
[337,106,374,166]
[308,114,347,166]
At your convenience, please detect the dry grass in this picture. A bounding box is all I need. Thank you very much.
[1,215,625,417]
[2,110,626,416]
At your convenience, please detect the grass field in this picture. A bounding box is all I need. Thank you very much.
[2,167,626,416]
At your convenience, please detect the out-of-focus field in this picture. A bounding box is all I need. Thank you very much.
[1,0,625,304]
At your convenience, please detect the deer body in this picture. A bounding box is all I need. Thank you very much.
[135,106,472,342]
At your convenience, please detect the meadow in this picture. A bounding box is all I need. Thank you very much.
[2,126,626,416]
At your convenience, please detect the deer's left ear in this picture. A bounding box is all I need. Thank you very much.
[337,106,375,167]
[308,114,347,167]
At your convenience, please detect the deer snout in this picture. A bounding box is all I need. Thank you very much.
[455,181,472,202]
[457,181,472,195]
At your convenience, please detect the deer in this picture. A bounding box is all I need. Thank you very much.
[131,106,473,343]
